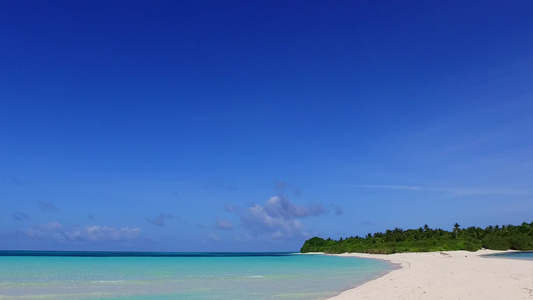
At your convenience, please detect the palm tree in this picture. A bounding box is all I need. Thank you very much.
[453,223,461,239]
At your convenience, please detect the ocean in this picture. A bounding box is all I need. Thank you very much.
[0,251,393,300]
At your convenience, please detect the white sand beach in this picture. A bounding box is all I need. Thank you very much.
[329,250,533,300]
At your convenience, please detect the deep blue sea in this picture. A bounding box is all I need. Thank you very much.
[0,251,393,300]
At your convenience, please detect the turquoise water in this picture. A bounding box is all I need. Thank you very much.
[0,252,393,300]
[485,251,533,261]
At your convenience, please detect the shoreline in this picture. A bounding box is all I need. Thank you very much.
[327,250,533,299]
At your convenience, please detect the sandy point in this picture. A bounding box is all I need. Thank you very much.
[328,250,533,300]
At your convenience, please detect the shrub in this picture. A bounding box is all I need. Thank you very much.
[300,237,327,253]
[509,235,533,250]
[482,236,510,250]
[461,238,482,252]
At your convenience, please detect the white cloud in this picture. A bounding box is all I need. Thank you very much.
[240,196,325,239]
[25,222,66,240]
[24,222,140,242]
[263,196,325,218]
[67,226,140,242]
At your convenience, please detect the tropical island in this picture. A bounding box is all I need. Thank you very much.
[301,221,533,254]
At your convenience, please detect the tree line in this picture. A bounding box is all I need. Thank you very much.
[300,221,533,254]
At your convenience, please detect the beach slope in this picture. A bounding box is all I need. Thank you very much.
[330,250,533,299]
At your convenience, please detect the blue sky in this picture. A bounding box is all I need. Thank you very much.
[1,1,533,252]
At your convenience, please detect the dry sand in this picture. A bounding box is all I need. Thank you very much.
[329,250,533,300]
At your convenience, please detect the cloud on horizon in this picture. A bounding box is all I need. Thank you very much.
[24,222,140,242]
[239,196,327,240]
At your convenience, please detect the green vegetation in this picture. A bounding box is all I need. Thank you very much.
[300,221,533,254]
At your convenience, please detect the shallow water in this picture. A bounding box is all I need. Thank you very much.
[0,252,393,300]
[484,251,533,261]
